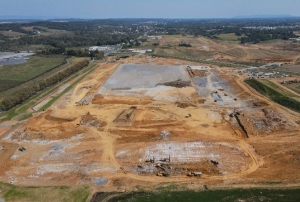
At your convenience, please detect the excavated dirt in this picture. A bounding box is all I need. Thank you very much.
[157,80,191,88]
[0,56,300,192]
[79,112,106,128]
[92,95,153,105]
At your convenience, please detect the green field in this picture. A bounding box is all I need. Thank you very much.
[245,79,300,113]
[285,83,300,94]
[259,39,284,44]
[68,57,90,64]
[0,182,91,202]
[214,33,246,45]
[93,188,300,202]
[0,55,66,92]
[216,33,242,41]
[258,79,299,98]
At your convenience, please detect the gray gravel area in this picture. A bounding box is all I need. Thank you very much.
[94,177,108,185]
[193,76,211,97]
[99,64,190,91]
[0,58,27,65]
[51,144,63,151]
[211,75,227,90]
[211,92,224,105]
[0,52,34,65]
[193,72,235,98]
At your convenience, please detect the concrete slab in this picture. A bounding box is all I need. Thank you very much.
[99,64,190,91]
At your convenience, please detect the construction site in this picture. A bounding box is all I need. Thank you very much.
[0,55,300,193]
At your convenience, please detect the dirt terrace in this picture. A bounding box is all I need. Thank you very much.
[0,55,300,192]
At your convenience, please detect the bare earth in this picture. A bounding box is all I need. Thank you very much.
[0,55,300,193]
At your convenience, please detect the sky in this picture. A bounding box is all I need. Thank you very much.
[0,0,300,19]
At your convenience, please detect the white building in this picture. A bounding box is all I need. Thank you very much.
[89,46,110,51]
[148,36,162,40]
[294,38,300,42]
[264,72,273,76]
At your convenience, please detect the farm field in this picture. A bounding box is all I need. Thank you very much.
[279,64,300,74]
[0,31,26,39]
[258,79,299,99]
[0,181,91,202]
[0,54,299,202]
[215,33,245,44]
[261,76,300,100]
[0,55,67,92]
[22,26,73,36]
[284,83,300,94]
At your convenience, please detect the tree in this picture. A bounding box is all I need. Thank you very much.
[95,51,104,60]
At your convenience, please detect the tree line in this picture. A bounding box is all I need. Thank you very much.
[150,19,299,44]
[240,29,295,44]
[0,33,134,51]
[0,60,89,111]
[179,43,192,47]
[1,18,299,51]
[0,20,139,51]
[38,48,104,59]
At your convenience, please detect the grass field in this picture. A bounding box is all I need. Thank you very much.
[284,83,300,94]
[22,26,73,37]
[245,79,300,113]
[0,31,26,39]
[0,182,91,202]
[154,47,215,60]
[215,33,242,41]
[258,79,299,98]
[68,57,90,64]
[220,47,247,58]
[279,65,300,74]
[96,188,300,202]
[259,39,285,44]
[0,55,66,92]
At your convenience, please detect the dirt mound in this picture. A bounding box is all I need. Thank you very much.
[113,108,136,123]
[187,69,207,77]
[234,108,294,137]
[134,161,220,176]
[79,112,106,128]
[252,100,269,107]
[157,80,191,88]
[113,130,164,143]
[45,115,76,122]
[175,101,195,108]
[16,112,85,141]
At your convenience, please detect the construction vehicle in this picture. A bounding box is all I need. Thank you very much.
[187,171,202,177]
